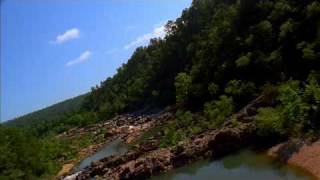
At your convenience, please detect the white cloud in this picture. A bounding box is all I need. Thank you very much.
[66,50,91,67]
[124,25,166,50]
[52,28,80,44]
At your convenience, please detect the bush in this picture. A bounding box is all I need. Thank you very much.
[224,80,256,97]
[208,83,219,96]
[256,77,320,137]
[0,127,69,179]
[278,81,309,127]
[175,73,192,103]
[204,95,234,128]
[256,107,284,136]
[160,123,185,148]
[175,110,193,128]
[236,52,252,67]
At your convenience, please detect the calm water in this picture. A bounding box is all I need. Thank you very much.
[150,150,313,180]
[73,138,128,172]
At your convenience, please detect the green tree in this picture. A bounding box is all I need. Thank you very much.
[174,73,192,103]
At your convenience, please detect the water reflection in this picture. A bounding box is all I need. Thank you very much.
[73,138,128,172]
[150,150,313,180]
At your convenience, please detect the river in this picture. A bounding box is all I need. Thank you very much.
[72,140,313,180]
[150,149,313,180]
[73,138,128,172]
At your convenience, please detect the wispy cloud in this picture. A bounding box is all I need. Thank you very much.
[124,25,166,50]
[52,28,80,44]
[66,50,91,67]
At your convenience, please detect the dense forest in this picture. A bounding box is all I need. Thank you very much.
[1,0,320,179]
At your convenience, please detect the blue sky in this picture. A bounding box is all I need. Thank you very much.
[0,0,192,122]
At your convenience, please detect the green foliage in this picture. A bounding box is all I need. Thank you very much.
[305,72,320,102]
[269,0,295,21]
[5,94,87,128]
[306,1,320,18]
[279,18,297,40]
[224,80,256,97]
[256,77,320,137]
[204,95,234,128]
[266,49,282,64]
[81,0,320,128]
[236,52,252,67]
[208,83,219,96]
[160,121,185,148]
[256,20,273,41]
[297,42,318,60]
[175,110,193,128]
[0,127,70,179]
[256,107,284,136]
[174,73,192,103]
[278,81,309,125]
[5,0,320,175]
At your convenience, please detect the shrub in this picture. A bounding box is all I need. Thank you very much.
[256,107,284,136]
[175,110,193,128]
[160,123,185,148]
[175,73,192,103]
[256,78,320,137]
[236,52,252,67]
[278,81,309,126]
[208,83,219,96]
[224,80,256,97]
[204,95,234,128]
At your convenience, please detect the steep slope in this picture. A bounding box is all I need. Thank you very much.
[83,0,320,129]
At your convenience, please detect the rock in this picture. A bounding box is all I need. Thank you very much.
[266,139,305,162]
[268,139,320,179]
[75,96,264,179]
[63,171,82,180]
[76,120,256,179]
[58,163,75,177]
[138,140,159,152]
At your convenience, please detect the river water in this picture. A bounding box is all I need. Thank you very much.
[73,140,313,180]
[73,138,128,172]
[150,150,313,180]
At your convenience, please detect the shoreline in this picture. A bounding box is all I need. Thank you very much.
[267,139,320,180]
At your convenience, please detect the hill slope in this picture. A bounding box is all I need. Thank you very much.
[1,0,320,179]
[4,94,87,127]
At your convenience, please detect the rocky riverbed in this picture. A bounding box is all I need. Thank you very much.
[58,96,319,180]
[57,109,175,178]
[71,96,265,179]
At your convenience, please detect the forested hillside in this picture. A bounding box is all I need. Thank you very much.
[1,0,320,179]
[83,0,320,134]
[5,94,87,128]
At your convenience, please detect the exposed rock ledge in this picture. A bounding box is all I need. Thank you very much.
[74,96,265,180]
[76,121,255,180]
[268,139,320,180]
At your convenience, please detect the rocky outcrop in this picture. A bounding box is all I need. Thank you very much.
[68,96,266,179]
[76,121,255,180]
[58,110,174,179]
[268,139,320,179]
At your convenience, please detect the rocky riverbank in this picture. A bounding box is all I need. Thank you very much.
[76,121,255,180]
[60,95,319,180]
[268,139,320,179]
[73,96,265,179]
[57,110,175,178]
